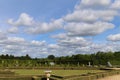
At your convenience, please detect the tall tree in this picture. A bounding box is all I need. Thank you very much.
[47,55,55,60]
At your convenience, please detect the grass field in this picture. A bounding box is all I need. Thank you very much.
[13,69,106,77]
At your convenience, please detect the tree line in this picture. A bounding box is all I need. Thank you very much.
[0,51,120,68]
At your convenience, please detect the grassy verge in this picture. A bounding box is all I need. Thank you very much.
[13,69,105,76]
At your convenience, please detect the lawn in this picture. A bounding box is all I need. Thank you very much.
[14,69,106,77]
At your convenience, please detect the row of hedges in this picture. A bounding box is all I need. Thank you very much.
[30,70,120,80]
[0,70,46,80]
[0,70,15,74]
[0,76,32,80]
[0,70,16,77]
[0,75,43,80]
[0,66,99,70]
[62,70,120,80]
[0,70,33,80]
[47,70,120,80]
[0,70,120,80]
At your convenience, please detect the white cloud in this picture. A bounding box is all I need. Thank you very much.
[65,21,114,36]
[0,31,7,40]
[97,10,118,21]
[31,40,46,46]
[8,37,25,43]
[64,10,98,23]
[0,34,120,58]
[89,43,112,52]
[7,0,119,36]
[48,44,60,49]
[75,0,111,9]
[107,34,120,41]
[46,39,120,56]
[111,0,120,9]
[52,33,92,47]
[7,27,18,33]
[51,33,67,39]
[8,13,34,27]
[90,42,120,52]
[4,0,120,57]
[26,18,63,34]
[57,36,92,47]
[64,9,118,22]
[81,0,111,6]
[0,37,26,46]
[0,36,49,57]
[7,13,63,34]
[63,0,119,24]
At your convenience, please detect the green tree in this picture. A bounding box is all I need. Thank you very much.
[47,55,55,60]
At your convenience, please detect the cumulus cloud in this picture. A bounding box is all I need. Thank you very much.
[64,0,118,23]
[7,13,63,34]
[4,0,120,57]
[39,0,120,56]
[75,0,111,9]
[26,18,63,34]
[7,27,18,33]
[51,33,67,39]
[48,44,60,49]
[64,10,98,23]
[81,0,111,6]
[107,34,120,41]
[46,39,120,56]
[0,31,7,40]
[64,9,118,22]
[0,36,48,57]
[90,42,120,53]
[52,33,92,47]
[63,0,117,37]
[0,37,26,47]
[31,40,46,46]
[0,34,120,58]
[111,0,120,9]
[65,21,114,36]
[8,13,34,27]
[8,37,25,43]
[58,37,91,47]
[7,0,119,36]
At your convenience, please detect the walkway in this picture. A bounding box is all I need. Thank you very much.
[97,74,120,80]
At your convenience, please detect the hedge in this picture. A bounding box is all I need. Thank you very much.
[62,70,120,80]
[0,76,32,80]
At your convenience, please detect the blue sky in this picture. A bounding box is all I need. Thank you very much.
[0,0,77,20]
[0,0,120,58]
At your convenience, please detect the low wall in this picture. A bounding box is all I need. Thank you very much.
[0,76,32,80]
[62,70,120,80]
[32,70,120,80]
[0,70,120,80]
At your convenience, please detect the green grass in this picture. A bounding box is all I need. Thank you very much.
[52,70,105,76]
[13,69,105,77]
[13,69,44,75]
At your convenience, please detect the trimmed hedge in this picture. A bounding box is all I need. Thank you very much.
[0,76,32,80]
[0,70,120,80]
[0,70,15,74]
[62,70,120,80]
[0,70,16,77]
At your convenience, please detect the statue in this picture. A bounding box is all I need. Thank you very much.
[107,61,112,67]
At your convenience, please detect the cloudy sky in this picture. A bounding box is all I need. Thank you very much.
[0,0,120,58]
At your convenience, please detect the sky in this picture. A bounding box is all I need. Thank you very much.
[0,0,120,58]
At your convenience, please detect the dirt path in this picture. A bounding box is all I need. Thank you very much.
[97,74,120,80]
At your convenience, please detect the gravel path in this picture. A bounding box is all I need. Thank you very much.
[97,74,120,80]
